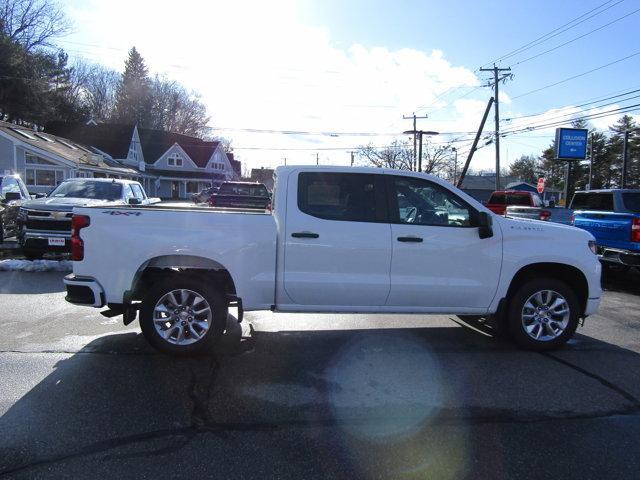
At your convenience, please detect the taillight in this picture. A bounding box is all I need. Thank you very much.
[632,217,640,243]
[266,200,272,212]
[71,215,90,261]
[539,210,551,221]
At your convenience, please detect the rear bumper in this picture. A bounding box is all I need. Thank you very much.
[64,274,105,307]
[598,247,640,266]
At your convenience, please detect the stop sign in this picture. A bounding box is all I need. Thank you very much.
[537,177,545,194]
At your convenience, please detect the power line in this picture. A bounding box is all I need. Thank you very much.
[482,0,623,67]
[510,6,640,67]
[507,92,640,130]
[512,50,640,99]
[501,103,640,135]
[503,86,640,121]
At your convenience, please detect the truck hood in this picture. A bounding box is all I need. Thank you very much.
[21,197,121,212]
[498,215,595,241]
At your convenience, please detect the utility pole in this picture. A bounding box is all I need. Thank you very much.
[457,97,494,188]
[587,133,593,190]
[350,151,354,167]
[316,152,319,166]
[479,64,511,191]
[403,113,428,171]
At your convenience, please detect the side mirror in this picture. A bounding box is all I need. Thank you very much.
[4,192,22,202]
[475,211,494,239]
[128,197,142,205]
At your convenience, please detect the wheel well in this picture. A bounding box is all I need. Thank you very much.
[131,256,237,302]
[506,263,589,316]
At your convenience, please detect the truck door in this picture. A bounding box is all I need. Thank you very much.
[385,175,502,310]
[283,171,391,306]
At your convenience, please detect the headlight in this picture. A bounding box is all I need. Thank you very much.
[588,240,597,255]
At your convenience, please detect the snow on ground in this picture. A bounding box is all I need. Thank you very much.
[0,259,72,272]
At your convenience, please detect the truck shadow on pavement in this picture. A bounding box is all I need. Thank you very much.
[601,266,640,295]
[1,316,640,479]
[0,271,67,295]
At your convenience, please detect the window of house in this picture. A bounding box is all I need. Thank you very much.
[26,169,64,187]
[186,181,198,194]
[167,154,183,167]
[25,152,55,165]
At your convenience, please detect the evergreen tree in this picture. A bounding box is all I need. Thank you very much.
[508,155,538,183]
[113,47,151,126]
[608,115,637,188]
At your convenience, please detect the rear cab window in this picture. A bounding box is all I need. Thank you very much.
[622,193,640,213]
[571,192,614,211]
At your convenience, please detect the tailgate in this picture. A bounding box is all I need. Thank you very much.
[573,211,634,249]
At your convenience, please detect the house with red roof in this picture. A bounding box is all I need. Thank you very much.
[45,122,240,199]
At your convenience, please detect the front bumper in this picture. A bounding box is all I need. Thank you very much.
[598,247,640,266]
[64,274,105,307]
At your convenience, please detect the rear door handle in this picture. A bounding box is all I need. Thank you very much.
[397,236,423,243]
[291,232,319,238]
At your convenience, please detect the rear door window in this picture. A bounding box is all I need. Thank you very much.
[571,193,614,211]
[297,172,384,223]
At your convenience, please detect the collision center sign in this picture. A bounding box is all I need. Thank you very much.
[555,128,588,160]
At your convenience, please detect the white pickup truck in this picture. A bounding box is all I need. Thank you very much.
[64,166,602,354]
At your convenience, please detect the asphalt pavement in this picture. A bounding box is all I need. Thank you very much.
[0,268,639,479]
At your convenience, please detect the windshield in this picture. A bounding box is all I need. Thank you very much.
[219,184,269,197]
[622,193,640,213]
[49,181,123,200]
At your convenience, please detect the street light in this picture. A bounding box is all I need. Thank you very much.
[622,128,640,188]
[403,130,439,172]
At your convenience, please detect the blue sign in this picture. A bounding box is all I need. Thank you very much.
[555,128,588,160]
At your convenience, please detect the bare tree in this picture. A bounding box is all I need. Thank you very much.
[356,139,413,170]
[83,63,119,121]
[0,0,70,51]
[148,75,210,136]
[420,139,458,177]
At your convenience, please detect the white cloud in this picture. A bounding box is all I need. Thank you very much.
[65,0,494,169]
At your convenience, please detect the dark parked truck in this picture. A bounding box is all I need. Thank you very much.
[570,189,640,268]
[17,178,158,259]
[208,181,271,210]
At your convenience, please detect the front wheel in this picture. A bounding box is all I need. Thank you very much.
[140,276,227,356]
[507,278,579,351]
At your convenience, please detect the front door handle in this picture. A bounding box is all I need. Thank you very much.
[292,232,319,239]
[397,236,423,243]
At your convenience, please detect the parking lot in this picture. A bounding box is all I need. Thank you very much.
[0,266,638,479]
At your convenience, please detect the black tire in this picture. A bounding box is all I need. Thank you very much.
[22,248,45,260]
[506,278,579,351]
[139,275,227,356]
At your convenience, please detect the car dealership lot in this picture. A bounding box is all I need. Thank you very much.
[0,269,639,479]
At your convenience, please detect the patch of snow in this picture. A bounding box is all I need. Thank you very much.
[0,259,73,272]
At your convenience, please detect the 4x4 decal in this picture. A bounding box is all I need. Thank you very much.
[102,210,142,216]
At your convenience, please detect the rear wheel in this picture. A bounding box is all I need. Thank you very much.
[140,276,227,356]
[507,278,579,351]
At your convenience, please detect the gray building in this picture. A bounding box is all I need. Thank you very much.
[0,121,138,195]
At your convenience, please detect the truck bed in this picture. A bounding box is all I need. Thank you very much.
[72,204,277,310]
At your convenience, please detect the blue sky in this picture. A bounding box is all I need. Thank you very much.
[61,0,640,171]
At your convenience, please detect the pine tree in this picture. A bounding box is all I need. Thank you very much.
[608,115,637,188]
[113,47,151,126]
